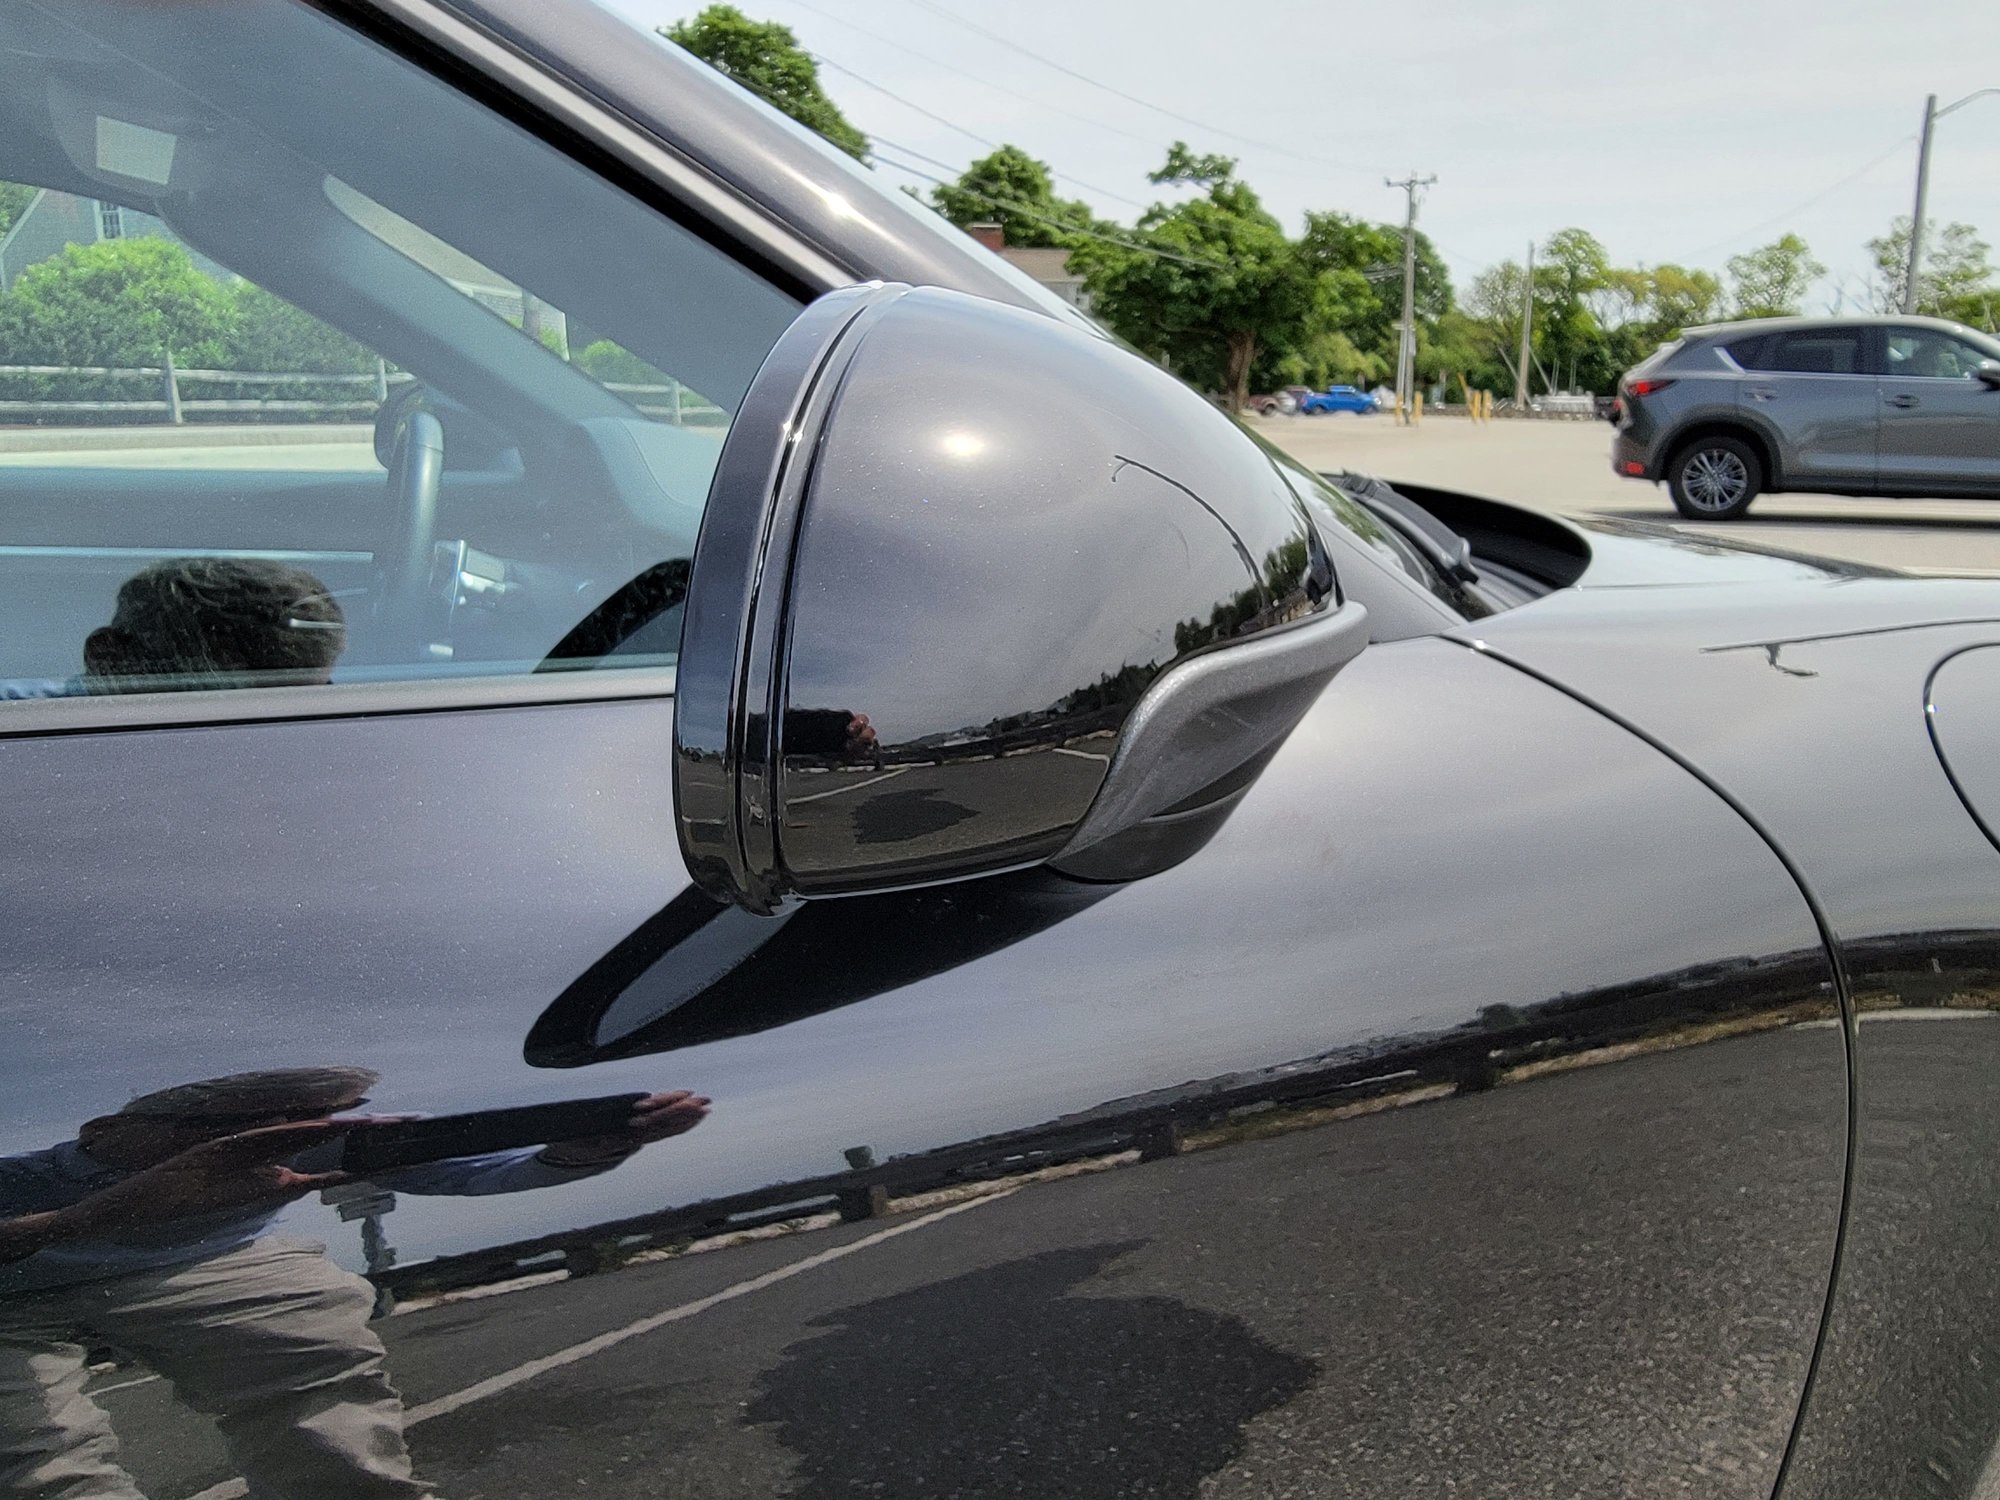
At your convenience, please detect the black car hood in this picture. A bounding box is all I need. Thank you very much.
[1454,533,2000,946]
[1564,514,1897,589]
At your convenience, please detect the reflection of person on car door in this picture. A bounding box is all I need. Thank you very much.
[0,1067,708,1499]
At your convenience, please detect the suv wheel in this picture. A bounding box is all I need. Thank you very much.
[1668,436,1762,520]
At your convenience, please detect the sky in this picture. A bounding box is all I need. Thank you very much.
[598,0,2000,310]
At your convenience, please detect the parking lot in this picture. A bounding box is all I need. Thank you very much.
[1252,413,2000,576]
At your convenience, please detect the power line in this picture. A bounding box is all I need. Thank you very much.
[892,0,1385,179]
[869,132,1158,225]
[778,0,1164,151]
[812,54,1152,211]
[1677,134,1917,263]
[814,54,997,150]
[868,151,1228,269]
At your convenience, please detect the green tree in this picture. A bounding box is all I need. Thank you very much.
[1642,263,1725,334]
[930,145,1095,249]
[1532,228,1614,391]
[576,339,667,383]
[1293,210,1450,377]
[0,238,236,366]
[1867,216,1993,317]
[1726,233,1824,319]
[1464,258,1532,393]
[0,181,36,239]
[1074,144,1314,412]
[663,5,867,160]
[227,283,374,372]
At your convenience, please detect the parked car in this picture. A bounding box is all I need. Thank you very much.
[1299,383,1381,415]
[3,5,2000,1499]
[1247,385,1312,416]
[1613,313,2000,518]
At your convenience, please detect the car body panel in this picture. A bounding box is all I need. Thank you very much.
[1736,370,1878,486]
[1876,373,2000,492]
[1458,572,2000,1496]
[0,628,1848,1497]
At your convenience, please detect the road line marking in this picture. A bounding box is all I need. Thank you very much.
[1050,747,1111,762]
[89,1373,160,1397]
[405,1190,1014,1423]
[1793,1007,1996,1029]
[177,1190,1017,1500]
[788,765,909,805]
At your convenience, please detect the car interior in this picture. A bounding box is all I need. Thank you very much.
[0,0,803,695]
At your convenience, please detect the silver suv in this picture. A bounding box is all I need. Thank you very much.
[1611,314,2000,518]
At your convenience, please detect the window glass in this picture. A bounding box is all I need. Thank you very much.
[1885,329,1992,380]
[0,0,799,706]
[1721,335,1765,369]
[1747,329,1864,375]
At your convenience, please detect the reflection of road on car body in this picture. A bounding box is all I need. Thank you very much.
[80,1019,1856,1500]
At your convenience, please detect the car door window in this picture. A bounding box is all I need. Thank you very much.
[0,0,800,709]
[1885,328,1991,380]
[1748,329,1866,375]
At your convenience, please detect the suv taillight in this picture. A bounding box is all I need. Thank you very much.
[1625,378,1676,397]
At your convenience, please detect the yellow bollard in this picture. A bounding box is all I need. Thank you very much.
[1414,392,1423,426]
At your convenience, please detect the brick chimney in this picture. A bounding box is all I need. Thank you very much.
[966,221,1005,253]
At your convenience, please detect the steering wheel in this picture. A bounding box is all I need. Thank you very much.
[376,408,444,661]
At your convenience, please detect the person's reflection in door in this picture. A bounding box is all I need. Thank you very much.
[0,1068,708,1499]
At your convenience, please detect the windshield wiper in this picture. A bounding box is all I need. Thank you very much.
[1324,470,1480,586]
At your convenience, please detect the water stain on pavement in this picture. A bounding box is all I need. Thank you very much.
[746,1241,1318,1498]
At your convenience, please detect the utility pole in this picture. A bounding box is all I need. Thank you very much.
[1514,240,1534,410]
[1905,94,1937,314]
[1904,88,2000,314]
[1385,172,1436,423]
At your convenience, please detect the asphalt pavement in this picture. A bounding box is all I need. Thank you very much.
[1251,412,2000,575]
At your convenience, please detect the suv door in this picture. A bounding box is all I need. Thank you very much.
[1735,325,1879,488]
[1876,324,2000,494]
[0,4,1846,1498]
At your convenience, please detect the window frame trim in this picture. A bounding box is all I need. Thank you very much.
[0,665,677,740]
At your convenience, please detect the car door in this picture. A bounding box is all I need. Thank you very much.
[0,3,1846,1498]
[1736,325,1879,487]
[1875,324,2000,493]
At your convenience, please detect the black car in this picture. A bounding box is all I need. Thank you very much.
[1,4,1998,1499]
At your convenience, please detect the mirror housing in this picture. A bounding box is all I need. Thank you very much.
[1976,360,2000,391]
[674,284,1366,913]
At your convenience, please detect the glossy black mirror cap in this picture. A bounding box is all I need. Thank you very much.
[675,283,1340,912]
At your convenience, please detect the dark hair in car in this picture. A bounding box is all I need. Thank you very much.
[83,556,346,692]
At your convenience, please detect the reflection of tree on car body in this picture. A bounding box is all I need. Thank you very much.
[0,1068,708,1499]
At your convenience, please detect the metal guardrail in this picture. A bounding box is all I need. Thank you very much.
[0,360,726,427]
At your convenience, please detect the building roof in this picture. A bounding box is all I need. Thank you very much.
[999,246,1079,283]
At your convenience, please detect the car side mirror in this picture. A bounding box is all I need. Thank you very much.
[673,284,1366,914]
[1976,360,2000,391]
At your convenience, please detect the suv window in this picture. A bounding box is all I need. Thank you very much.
[1885,328,1993,380]
[1721,335,1766,369]
[0,0,800,708]
[1743,329,1866,375]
